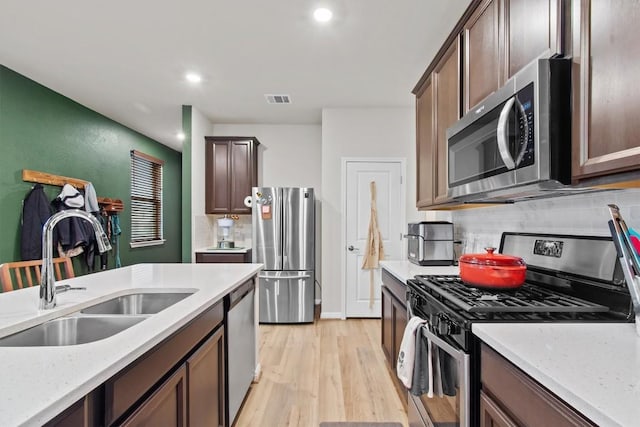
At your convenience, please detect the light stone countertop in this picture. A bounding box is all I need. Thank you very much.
[0,262,262,427]
[473,322,640,427]
[380,260,459,283]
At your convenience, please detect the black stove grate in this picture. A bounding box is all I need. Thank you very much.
[414,275,610,314]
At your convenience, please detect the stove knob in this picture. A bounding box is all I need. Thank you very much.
[436,314,459,336]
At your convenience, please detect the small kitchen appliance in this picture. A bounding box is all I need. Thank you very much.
[446,55,572,202]
[217,216,235,248]
[407,232,632,427]
[406,221,454,266]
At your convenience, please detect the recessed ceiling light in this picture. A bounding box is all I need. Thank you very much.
[313,7,333,23]
[185,73,202,84]
[177,132,186,141]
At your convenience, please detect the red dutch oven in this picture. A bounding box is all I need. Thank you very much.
[459,247,527,289]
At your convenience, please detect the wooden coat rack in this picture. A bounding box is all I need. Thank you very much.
[22,169,124,213]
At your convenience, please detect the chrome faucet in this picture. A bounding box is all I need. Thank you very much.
[40,209,112,309]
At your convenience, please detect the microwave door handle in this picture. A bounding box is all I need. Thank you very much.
[513,99,530,166]
[497,96,517,170]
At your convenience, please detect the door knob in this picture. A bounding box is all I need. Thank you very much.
[348,245,357,251]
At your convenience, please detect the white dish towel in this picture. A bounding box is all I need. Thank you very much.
[397,316,427,388]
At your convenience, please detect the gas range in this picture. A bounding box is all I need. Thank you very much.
[405,232,633,427]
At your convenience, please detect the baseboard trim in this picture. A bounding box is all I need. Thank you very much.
[320,311,344,319]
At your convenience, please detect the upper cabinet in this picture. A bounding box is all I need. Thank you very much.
[463,0,563,112]
[571,0,640,181]
[205,137,259,215]
[464,0,502,112]
[415,37,461,208]
[505,0,562,80]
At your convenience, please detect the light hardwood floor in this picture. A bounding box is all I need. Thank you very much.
[235,319,408,427]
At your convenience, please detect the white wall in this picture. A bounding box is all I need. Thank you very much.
[320,107,420,317]
[190,107,215,257]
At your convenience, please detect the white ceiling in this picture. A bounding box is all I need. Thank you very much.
[0,0,471,151]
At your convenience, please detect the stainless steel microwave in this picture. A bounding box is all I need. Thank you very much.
[446,57,572,201]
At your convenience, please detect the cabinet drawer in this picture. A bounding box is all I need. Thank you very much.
[195,251,251,263]
[105,301,224,425]
[481,344,594,426]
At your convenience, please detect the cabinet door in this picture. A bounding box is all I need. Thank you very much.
[416,76,435,208]
[464,0,502,111]
[230,140,255,214]
[571,0,640,180]
[121,365,187,427]
[433,37,461,204]
[381,286,394,365]
[505,0,562,79]
[392,296,408,405]
[187,327,225,427]
[480,391,518,427]
[205,140,231,214]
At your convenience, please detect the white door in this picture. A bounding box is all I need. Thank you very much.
[345,160,404,318]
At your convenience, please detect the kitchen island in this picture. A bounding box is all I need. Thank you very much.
[0,263,262,426]
[474,322,640,427]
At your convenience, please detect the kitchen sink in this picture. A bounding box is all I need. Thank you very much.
[0,315,145,347]
[81,291,194,315]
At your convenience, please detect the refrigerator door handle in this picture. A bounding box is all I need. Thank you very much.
[258,273,311,280]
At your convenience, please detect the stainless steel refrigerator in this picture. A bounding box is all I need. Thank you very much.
[252,187,315,323]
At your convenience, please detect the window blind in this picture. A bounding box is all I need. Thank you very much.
[130,150,165,247]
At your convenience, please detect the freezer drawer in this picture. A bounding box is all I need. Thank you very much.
[259,271,314,323]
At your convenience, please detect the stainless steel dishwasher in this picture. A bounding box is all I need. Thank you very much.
[226,279,256,425]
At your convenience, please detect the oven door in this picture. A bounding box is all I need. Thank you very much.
[408,326,470,427]
[447,82,535,199]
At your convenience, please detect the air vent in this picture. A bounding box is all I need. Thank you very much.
[264,94,292,104]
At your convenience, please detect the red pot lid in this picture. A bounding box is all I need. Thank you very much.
[459,247,526,267]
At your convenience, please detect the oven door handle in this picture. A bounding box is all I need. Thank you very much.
[497,96,517,170]
[420,325,467,362]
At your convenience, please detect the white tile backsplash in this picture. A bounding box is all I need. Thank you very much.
[209,215,252,248]
[451,188,640,253]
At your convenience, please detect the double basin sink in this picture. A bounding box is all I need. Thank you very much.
[0,291,195,347]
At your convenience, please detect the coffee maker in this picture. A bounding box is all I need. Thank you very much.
[217,216,235,249]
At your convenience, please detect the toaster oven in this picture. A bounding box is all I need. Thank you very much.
[406,222,454,266]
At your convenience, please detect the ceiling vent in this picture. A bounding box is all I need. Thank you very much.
[265,94,291,104]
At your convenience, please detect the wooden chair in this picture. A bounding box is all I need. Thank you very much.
[0,258,75,292]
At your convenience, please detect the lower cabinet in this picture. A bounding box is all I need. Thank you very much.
[187,327,225,427]
[45,279,251,427]
[381,269,408,405]
[195,250,252,263]
[121,366,187,427]
[481,343,595,427]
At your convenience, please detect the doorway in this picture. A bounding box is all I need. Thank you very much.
[342,159,405,318]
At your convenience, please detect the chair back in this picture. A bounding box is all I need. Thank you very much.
[0,258,75,292]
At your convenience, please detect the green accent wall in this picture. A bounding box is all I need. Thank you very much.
[0,65,182,271]
[181,105,192,262]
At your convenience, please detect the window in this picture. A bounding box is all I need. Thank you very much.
[130,150,165,247]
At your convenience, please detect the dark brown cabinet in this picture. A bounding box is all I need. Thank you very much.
[195,250,252,264]
[121,365,187,427]
[481,343,595,426]
[463,0,563,112]
[415,76,435,208]
[415,37,461,208]
[505,0,562,80]
[571,0,640,181]
[187,327,225,427]
[205,137,259,215]
[381,269,408,405]
[464,0,501,112]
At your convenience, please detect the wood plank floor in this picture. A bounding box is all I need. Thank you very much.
[235,319,408,427]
